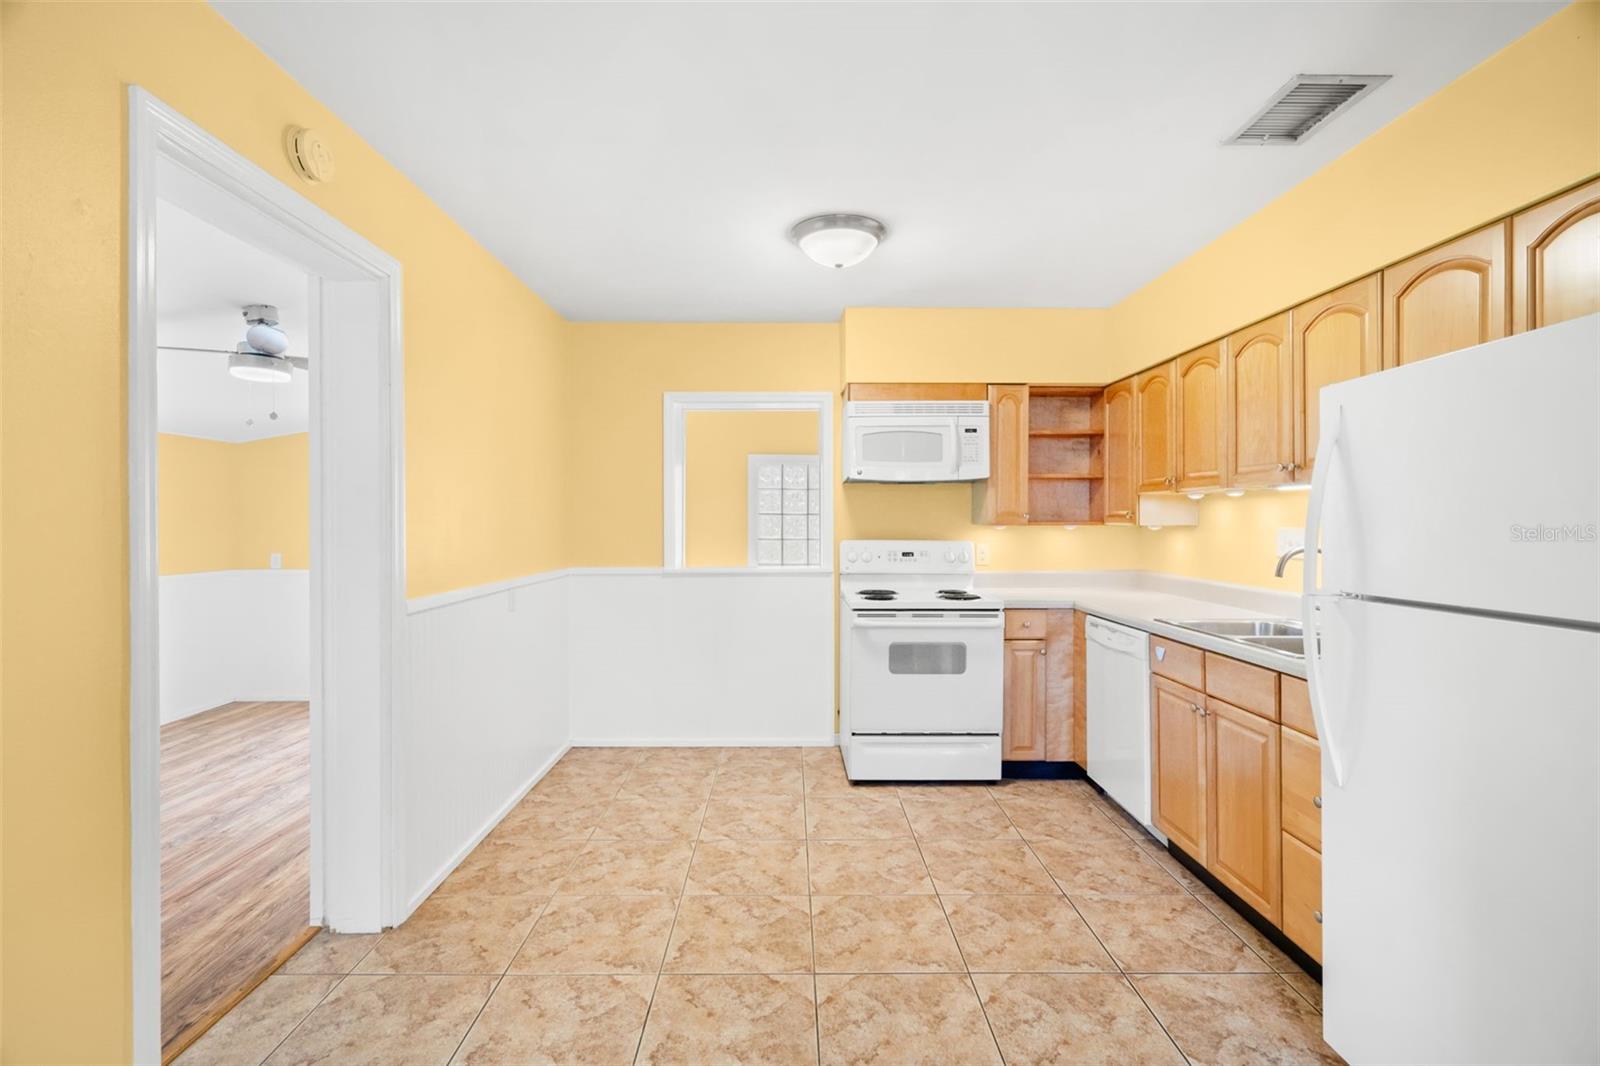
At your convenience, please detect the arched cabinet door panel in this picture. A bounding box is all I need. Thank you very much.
[1225,313,1294,488]
[1382,221,1509,368]
[1102,378,1138,524]
[1293,274,1381,481]
[1136,363,1176,494]
[1512,177,1600,334]
[1175,342,1224,491]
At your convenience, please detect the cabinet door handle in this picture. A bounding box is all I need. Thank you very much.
[1313,910,1324,924]
[1313,795,1323,809]
[1039,648,1047,656]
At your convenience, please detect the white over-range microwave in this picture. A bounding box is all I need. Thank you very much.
[842,401,990,483]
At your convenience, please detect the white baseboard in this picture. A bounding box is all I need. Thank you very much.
[400,742,571,921]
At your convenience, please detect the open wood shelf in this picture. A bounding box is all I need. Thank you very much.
[1028,428,1104,438]
[1030,472,1103,481]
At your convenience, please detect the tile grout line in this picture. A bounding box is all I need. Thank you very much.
[802,752,822,1066]
[250,973,348,1066]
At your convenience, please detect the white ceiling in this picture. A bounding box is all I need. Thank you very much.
[215,1,1557,322]
[157,200,311,442]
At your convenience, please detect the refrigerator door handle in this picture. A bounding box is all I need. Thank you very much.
[1304,403,1347,787]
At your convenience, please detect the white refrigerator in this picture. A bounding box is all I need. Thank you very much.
[1303,313,1599,1065]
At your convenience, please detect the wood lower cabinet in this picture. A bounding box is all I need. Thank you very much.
[1512,177,1600,333]
[1293,274,1381,482]
[1151,675,1208,863]
[1225,313,1295,488]
[1281,831,1324,963]
[1176,341,1225,491]
[1002,637,1048,760]
[1383,221,1509,368]
[1280,726,1322,850]
[1102,378,1137,524]
[1206,697,1282,923]
[974,384,1029,525]
[1136,362,1177,493]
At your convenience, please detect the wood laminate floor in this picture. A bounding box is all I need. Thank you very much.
[162,700,314,1061]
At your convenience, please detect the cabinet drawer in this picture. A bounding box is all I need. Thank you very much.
[1281,832,1323,963]
[1205,652,1278,720]
[1150,636,1204,689]
[1281,727,1322,850]
[1005,610,1048,639]
[1281,675,1315,737]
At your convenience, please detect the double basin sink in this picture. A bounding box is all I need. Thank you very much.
[1158,618,1306,658]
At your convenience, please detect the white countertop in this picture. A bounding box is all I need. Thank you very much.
[974,571,1307,677]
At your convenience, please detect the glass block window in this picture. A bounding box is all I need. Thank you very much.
[749,454,821,567]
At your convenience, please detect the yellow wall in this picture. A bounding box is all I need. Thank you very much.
[685,411,818,568]
[158,433,310,575]
[0,3,565,1059]
[1143,492,1311,591]
[842,307,1115,384]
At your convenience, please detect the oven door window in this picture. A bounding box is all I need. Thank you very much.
[888,642,967,675]
[857,427,948,465]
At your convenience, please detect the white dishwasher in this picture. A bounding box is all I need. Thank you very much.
[1085,616,1153,829]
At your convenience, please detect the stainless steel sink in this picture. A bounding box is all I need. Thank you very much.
[1155,618,1306,659]
[1160,618,1303,638]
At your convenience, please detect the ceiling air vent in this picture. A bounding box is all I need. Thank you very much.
[1226,74,1390,146]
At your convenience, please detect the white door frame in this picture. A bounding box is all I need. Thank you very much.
[128,88,405,1064]
[662,391,835,570]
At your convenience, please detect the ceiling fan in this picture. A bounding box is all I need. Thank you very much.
[157,304,307,384]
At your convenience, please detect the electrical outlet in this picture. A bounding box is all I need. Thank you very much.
[975,543,991,566]
[269,552,282,570]
[1276,528,1305,557]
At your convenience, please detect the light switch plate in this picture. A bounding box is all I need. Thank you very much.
[1276,527,1306,557]
[270,552,282,570]
[975,543,991,566]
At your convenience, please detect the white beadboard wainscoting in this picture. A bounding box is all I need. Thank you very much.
[159,569,310,722]
[400,573,571,913]
[565,568,836,746]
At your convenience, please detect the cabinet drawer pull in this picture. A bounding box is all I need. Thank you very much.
[1313,910,1323,924]
[1313,795,1323,809]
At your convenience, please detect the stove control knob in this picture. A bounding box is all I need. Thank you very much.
[845,549,858,564]
[944,549,956,563]
[958,549,970,563]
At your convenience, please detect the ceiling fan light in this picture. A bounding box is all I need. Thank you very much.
[790,213,886,269]
[228,349,294,384]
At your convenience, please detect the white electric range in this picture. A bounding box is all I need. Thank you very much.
[838,540,1003,781]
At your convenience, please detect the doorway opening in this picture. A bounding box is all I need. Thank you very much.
[129,89,405,1065]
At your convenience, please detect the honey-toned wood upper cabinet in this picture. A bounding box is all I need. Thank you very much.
[973,384,1029,525]
[1152,675,1208,863]
[1206,698,1282,923]
[1002,638,1048,760]
[1293,274,1381,482]
[1225,313,1294,488]
[1102,377,1137,524]
[1512,177,1600,334]
[1136,362,1177,493]
[1175,342,1225,491]
[1382,220,1509,368]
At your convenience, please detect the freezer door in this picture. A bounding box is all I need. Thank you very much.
[1313,313,1599,624]
[1311,595,1598,1064]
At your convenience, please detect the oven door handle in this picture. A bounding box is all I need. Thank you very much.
[851,617,1003,629]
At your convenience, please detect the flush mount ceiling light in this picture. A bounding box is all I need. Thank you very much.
[789,213,887,269]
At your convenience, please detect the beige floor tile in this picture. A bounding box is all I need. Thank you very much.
[713,765,806,796]
[264,974,493,1066]
[639,746,726,766]
[899,796,1018,840]
[617,767,718,800]
[1191,884,1304,972]
[637,974,818,1066]
[509,895,679,974]
[1071,894,1270,974]
[664,895,814,973]
[557,841,695,894]
[802,760,858,795]
[895,783,996,801]
[811,895,964,973]
[279,931,381,975]
[815,973,1001,1066]
[973,973,1185,1065]
[940,894,1116,972]
[801,746,843,767]
[435,838,585,899]
[356,895,543,975]
[593,795,708,840]
[805,794,912,839]
[1282,969,1324,1012]
[1029,834,1188,897]
[987,778,1098,800]
[1133,973,1343,1065]
[807,840,933,895]
[684,839,810,895]
[451,974,653,1065]
[918,839,1058,894]
[994,796,1121,840]
[176,975,339,1066]
[492,795,607,841]
[700,794,808,840]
